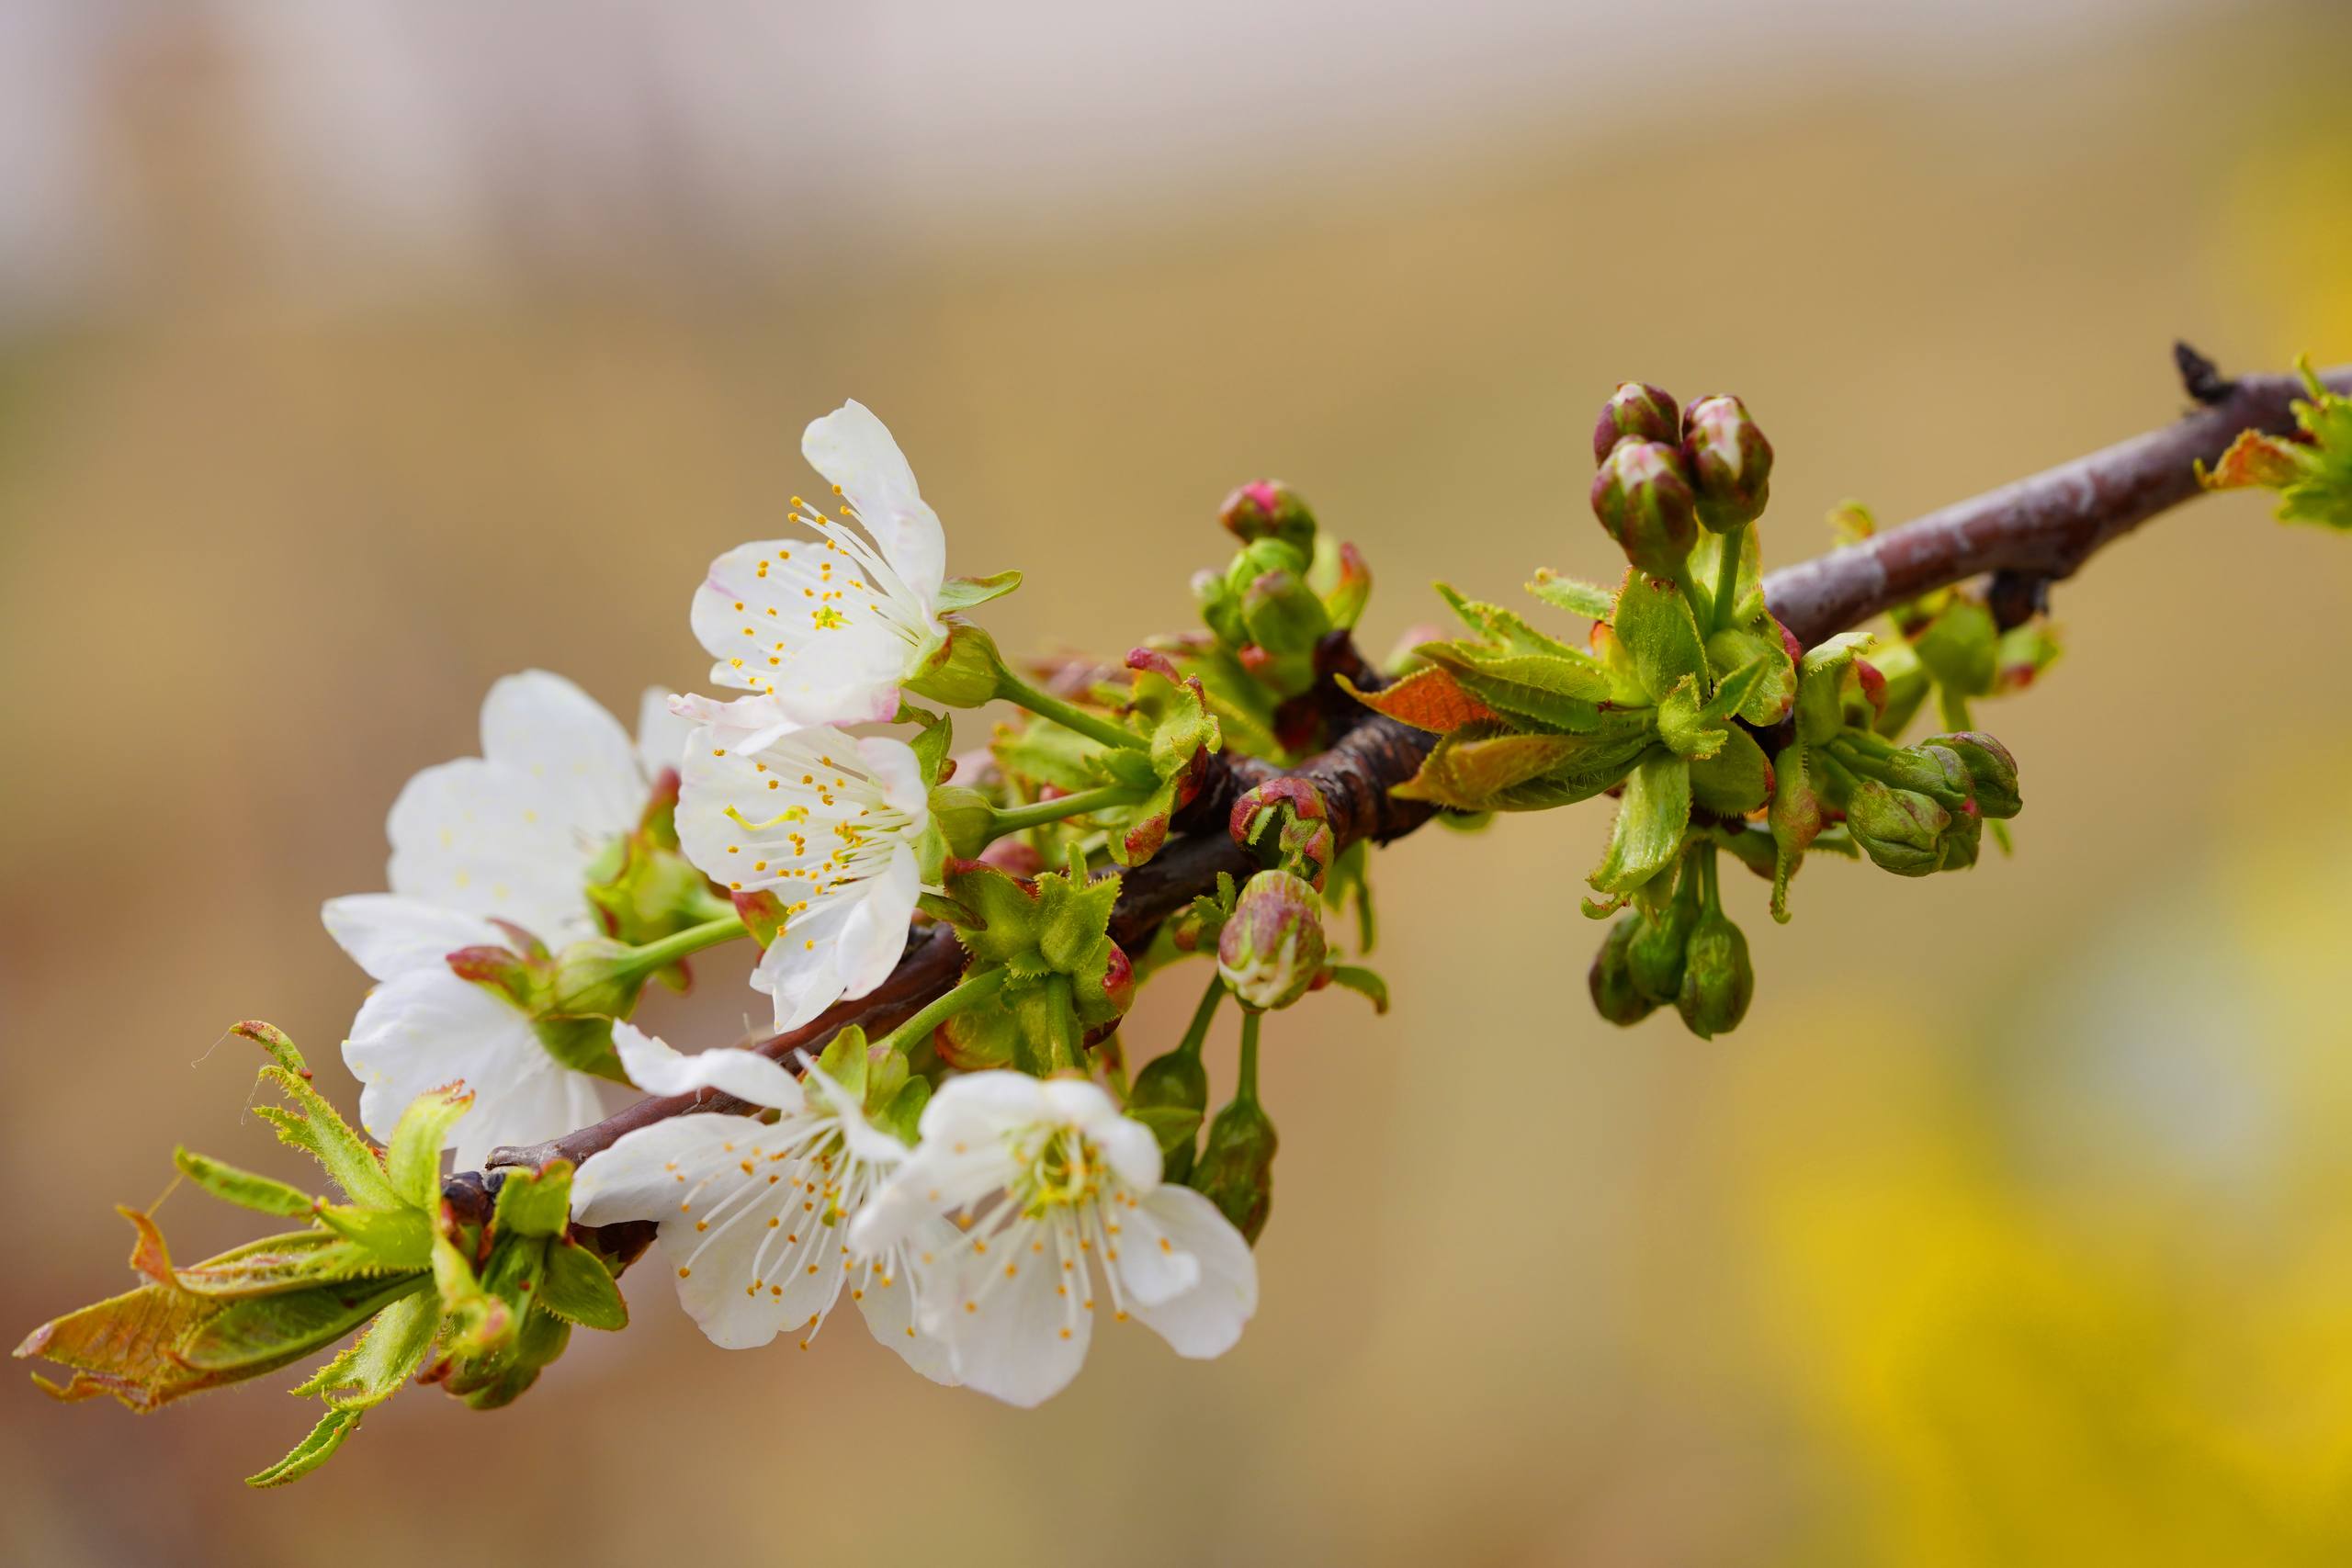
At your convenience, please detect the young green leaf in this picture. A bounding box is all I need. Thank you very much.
[1588,750,1692,896]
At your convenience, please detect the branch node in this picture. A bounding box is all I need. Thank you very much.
[2174,341,2233,407]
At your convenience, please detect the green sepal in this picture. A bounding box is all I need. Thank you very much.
[246,1408,364,1489]
[1322,964,1389,1013]
[1909,594,1997,698]
[876,1077,930,1147]
[530,1012,629,1085]
[1526,570,1619,621]
[172,1147,314,1219]
[1690,724,1773,817]
[1610,567,1709,704]
[1588,750,1691,897]
[1863,636,1931,736]
[933,569,1023,615]
[492,1162,576,1240]
[537,1239,628,1331]
[899,701,956,786]
[1793,632,1874,744]
[386,1082,474,1211]
[814,1022,870,1105]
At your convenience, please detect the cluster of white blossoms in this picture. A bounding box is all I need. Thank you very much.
[321,400,1257,1404]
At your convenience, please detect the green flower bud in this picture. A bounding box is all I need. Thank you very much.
[1589,916,1659,1026]
[902,621,1004,708]
[1938,803,1984,872]
[1627,868,1701,1004]
[1590,439,1699,579]
[1928,731,2021,819]
[1192,1096,1278,1243]
[1216,870,1327,1011]
[1239,566,1332,659]
[1680,394,1773,532]
[1675,910,1754,1039]
[1592,381,1680,463]
[927,784,1000,861]
[1194,566,1248,648]
[1220,479,1318,558]
[1844,778,1951,876]
[1128,1046,1210,1183]
[1876,742,1976,814]
[1229,779,1336,889]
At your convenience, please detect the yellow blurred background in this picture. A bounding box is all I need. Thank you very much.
[5,2,2351,1562]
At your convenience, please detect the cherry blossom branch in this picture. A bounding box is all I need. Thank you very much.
[1764,356,2352,649]
[486,349,2347,1184]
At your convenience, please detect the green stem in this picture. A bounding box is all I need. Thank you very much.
[874,965,1008,1058]
[989,782,1147,836]
[1712,524,1747,632]
[619,913,744,976]
[1678,575,1714,633]
[1697,840,1721,912]
[1937,685,1973,733]
[1236,1010,1262,1103]
[995,669,1150,752]
[1176,974,1226,1060]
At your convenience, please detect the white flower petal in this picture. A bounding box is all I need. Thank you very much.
[634,685,696,783]
[610,1021,805,1112]
[569,1114,740,1225]
[854,735,932,822]
[384,757,605,942]
[688,539,916,729]
[854,1213,963,1385]
[477,670,646,833]
[916,1069,1055,1143]
[322,894,505,983]
[342,969,604,1169]
[1126,1186,1258,1360]
[1105,1188,1203,1308]
[802,400,947,604]
[937,1216,1091,1407]
[835,841,921,998]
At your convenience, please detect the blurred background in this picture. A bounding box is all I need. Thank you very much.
[4,1,2351,1562]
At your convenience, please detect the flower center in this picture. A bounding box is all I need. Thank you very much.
[1012,1127,1108,1217]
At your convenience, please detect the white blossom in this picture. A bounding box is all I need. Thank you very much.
[673,400,954,743]
[852,1072,1258,1406]
[322,671,688,1167]
[673,724,929,1032]
[569,1024,957,1382]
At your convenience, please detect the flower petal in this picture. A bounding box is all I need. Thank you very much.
[609,1021,805,1113]
[854,734,932,821]
[321,894,504,983]
[1105,1189,1202,1308]
[477,671,646,833]
[1127,1186,1258,1359]
[689,539,913,729]
[634,685,696,783]
[934,1215,1091,1407]
[802,400,947,604]
[854,1214,963,1385]
[342,969,603,1169]
[569,1114,740,1226]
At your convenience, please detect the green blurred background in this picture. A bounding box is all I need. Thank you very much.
[5,2,2351,1562]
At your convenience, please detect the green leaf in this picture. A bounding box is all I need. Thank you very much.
[246,1408,363,1489]
[1793,632,1875,744]
[899,701,956,786]
[1609,567,1708,705]
[1687,524,1763,626]
[1434,581,1582,656]
[537,1239,628,1331]
[172,1147,314,1218]
[236,1023,398,1209]
[1394,715,1654,812]
[1526,570,1619,620]
[1417,646,1607,732]
[312,1203,435,1271]
[1323,964,1389,1013]
[933,569,1023,615]
[175,1274,428,1374]
[386,1083,473,1211]
[1705,625,1795,725]
[293,1288,443,1411]
[1588,750,1692,896]
[492,1162,576,1240]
